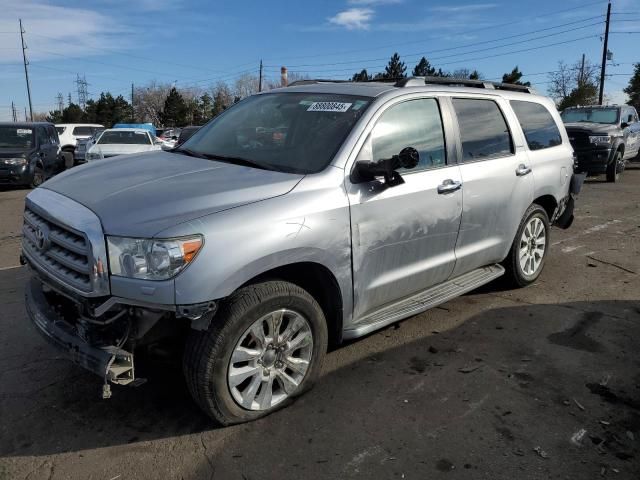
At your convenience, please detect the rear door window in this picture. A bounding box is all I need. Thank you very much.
[36,127,48,148]
[370,98,446,172]
[510,100,562,151]
[72,126,93,136]
[452,98,513,162]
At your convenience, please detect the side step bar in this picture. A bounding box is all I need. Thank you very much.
[343,264,505,340]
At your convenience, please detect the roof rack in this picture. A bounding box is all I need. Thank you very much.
[396,76,536,93]
[287,79,350,87]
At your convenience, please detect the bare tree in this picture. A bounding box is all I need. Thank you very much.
[134,81,172,125]
[547,58,599,107]
[234,74,260,99]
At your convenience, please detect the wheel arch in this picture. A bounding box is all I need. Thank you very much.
[241,262,344,349]
[532,194,558,222]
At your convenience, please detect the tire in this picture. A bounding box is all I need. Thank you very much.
[504,204,550,288]
[30,166,45,189]
[183,280,328,425]
[62,151,74,170]
[606,151,622,183]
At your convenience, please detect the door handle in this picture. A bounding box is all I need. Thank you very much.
[437,179,462,194]
[516,164,532,176]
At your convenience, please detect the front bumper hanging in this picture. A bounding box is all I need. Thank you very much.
[25,277,135,394]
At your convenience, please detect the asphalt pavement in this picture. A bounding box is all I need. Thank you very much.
[0,170,639,479]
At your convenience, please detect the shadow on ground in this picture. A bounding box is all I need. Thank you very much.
[1,266,639,479]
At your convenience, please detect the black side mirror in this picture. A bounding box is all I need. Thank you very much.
[621,122,629,129]
[351,147,420,186]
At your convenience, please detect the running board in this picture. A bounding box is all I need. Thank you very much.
[343,264,505,340]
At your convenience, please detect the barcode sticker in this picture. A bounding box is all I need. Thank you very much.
[307,102,352,113]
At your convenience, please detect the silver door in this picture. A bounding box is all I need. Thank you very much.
[447,96,534,276]
[347,97,462,320]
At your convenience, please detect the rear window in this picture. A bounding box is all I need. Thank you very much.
[0,126,34,148]
[510,101,562,151]
[72,126,94,136]
[97,131,151,145]
[452,98,513,162]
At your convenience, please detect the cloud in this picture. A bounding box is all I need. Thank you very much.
[328,8,375,30]
[429,3,498,13]
[0,0,132,63]
[348,0,402,5]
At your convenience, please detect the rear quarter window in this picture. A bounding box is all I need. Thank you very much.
[510,100,562,151]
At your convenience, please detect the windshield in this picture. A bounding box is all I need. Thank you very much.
[181,93,371,173]
[0,126,34,149]
[561,108,619,125]
[97,131,151,145]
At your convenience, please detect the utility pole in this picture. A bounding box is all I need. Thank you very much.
[598,1,611,105]
[24,107,28,122]
[258,60,263,92]
[11,102,17,122]
[579,53,585,87]
[131,83,135,122]
[19,19,33,121]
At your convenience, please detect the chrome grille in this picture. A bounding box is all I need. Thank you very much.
[22,207,92,292]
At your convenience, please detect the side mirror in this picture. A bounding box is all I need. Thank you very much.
[351,147,419,186]
[621,122,629,130]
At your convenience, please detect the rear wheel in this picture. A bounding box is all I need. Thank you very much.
[183,280,328,425]
[62,151,74,170]
[606,151,622,183]
[504,204,550,287]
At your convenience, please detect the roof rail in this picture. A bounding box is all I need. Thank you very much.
[287,79,350,87]
[396,76,536,94]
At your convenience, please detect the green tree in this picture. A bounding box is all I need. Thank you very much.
[196,93,214,124]
[469,70,481,80]
[383,53,406,79]
[558,83,598,110]
[46,109,63,123]
[60,103,85,122]
[352,69,372,81]
[502,66,530,86]
[624,62,640,112]
[161,87,188,127]
[412,57,436,76]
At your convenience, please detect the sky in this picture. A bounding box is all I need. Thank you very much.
[1,0,639,121]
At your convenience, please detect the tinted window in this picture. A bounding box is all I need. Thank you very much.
[36,127,48,147]
[98,131,151,145]
[72,126,94,136]
[510,101,562,151]
[370,98,446,172]
[0,126,34,148]
[452,98,513,161]
[46,126,59,145]
[183,93,371,174]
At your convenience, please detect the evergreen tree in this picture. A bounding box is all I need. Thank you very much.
[197,93,214,124]
[61,103,85,122]
[624,62,640,113]
[558,83,598,110]
[161,87,188,126]
[412,57,436,77]
[502,66,530,86]
[352,69,372,82]
[469,70,481,80]
[383,53,406,79]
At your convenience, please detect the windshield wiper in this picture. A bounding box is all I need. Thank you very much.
[197,153,270,170]
[173,147,208,159]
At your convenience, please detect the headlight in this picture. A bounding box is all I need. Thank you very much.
[589,135,612,145]
[2,157,27,166]
[107,235,203,280]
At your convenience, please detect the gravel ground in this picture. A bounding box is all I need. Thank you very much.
[0,169,639,479]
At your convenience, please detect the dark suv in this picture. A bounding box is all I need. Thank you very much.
[561,105,640,182]
[0,122,64,188]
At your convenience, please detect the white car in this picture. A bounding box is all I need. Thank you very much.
[56,124,104,166]
[85,128,162,161]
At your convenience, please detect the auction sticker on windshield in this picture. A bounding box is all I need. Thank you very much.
[307,102,352,113]
[17,129,32,135]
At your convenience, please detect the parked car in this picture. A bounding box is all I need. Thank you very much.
[74,128,105,163]
[22,77,580,425]
[113,123,156,137]
[85,128,163,161]
[561,105,640,182]
[0,122,63,187]
[176,125,201,147]
[55,123,104,167]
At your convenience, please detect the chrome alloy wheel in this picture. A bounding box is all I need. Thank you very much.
[519,217,546,276]
[228,309,314,411]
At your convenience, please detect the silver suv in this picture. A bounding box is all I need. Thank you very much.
[22,77,580,425]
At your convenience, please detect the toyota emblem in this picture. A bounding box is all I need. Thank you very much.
[35,225,50,252]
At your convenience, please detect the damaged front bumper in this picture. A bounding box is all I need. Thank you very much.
[25,277,135,392]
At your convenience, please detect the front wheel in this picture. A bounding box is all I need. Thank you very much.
[606,151,622,183]
[29,166,45,188]
[183,281,328,425]
[504,204,550,288]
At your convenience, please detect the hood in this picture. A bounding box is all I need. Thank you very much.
[87,143,159,156]
[563,122,620,135]
[42,150,304,236]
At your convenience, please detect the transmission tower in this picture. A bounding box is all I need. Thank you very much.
[56,93,64,114]
[76,74,89,110]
